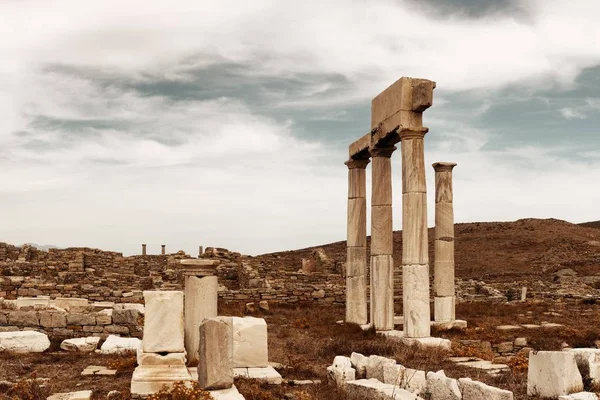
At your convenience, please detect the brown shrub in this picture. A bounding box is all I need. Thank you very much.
[4,379,48,400]
[107,354,137,372]
[147,382,212,400]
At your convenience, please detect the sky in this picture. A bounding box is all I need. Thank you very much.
[1,0,600,256]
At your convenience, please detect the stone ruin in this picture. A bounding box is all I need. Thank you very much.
[344,76,464,345]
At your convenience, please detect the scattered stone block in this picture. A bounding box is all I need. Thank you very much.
[99,335,141,354]
[403,368,427,394]
[95,369,117,376]
[382,363,405,385]
[327,356,356,386]
[527,351,583,398]
[559,392,599,400]
[569,348,600,386]
[496,342,513,353]
[365,355,396,382]
[60,337,100,353]
[259,300,269,311]
[459,378,513,400]
[247,367,283,385]
[199,317,233,390]
[47,391,92,400]
[142,291,184,353]
[402,336,452,351]
[0,330,50,353]
[209,385,245,400]
[54,298,89,311]
[426,371,461,400]
[345,379,421,400]
[495,325,522,331]
[350,352,369,378]
[514,338,527,347]
[232,317,268,368]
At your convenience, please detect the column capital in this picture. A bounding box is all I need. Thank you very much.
[370,145,396,158]
[345,158,370,169]
[433,162,457,172]
[398,127,428,141]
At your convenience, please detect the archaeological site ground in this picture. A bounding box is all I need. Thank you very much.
[2,78,600,400]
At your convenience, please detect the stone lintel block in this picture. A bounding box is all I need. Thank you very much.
[346,247,367,278]
[435,202,454,239]
[434,259,455,297]
[371,77,434,128]
[459,377,513,400]
[401,137,426,194]
[142,291,185,353]
[346,275,368,325]
[434,240,455,264]
[185,275,218,364]
[348,167,367,199]
[371,156,392,206]
[403,264,431,338]
[371,206,393,256]
[199,317,233,390]
[402,193,428,265]
[347,198,367,247]
[527,351,583,397]
[370,255,394,331]
[434,296,455,322]
[138,352,186,367]
[349,132,372,159]
[179,259,219,277]
[434,168,455,203]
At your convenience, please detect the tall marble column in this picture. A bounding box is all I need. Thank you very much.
[433,162,457,322]
[370,145,396,331]
[142,244,147,256]
[345,157,370,325]
[400,130,430,338]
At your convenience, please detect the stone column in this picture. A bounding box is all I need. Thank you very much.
[345,157,370,325]
[161,245,166,255]
[370,145,396,331]
[180,259,219,364]
[198,317,233,390]
[142,244,147,256]
[400,130,430,338]
[199,246,204,257]
[433,162,457,322]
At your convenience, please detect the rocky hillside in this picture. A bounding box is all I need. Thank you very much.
[255,218,600,283]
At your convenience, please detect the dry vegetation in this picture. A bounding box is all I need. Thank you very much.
[2,299,600,399]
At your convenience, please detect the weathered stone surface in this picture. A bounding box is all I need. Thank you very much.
[185,275,218,364]
[99,335,141,354]
[426,371,461,400]
[137,352,186,367]
[347,198,367,247]
[345,378,422,400]
[199,317,233,390]
[365,355,396,382]
[346,275,367,325]
[112,309,139,325]
[433,296,455,322]
[67,313,95,326]
[47,390,92,400]
[8,311,39,326]
[403,368,427,394]
[401,193,428,265]
[459,378,513,400]
[40,311,67,328]
[130,365,193,395]
[382,363,405,385]
[403,264,430,338]
[350,352,369,379]
[143,290,184,353]
[569,348,600,386]
[371,206,393,255]
[54,298,89,311]
[60,337,100,353]
[371,255,394,331]
[16,297,50,309]
[0,330,50,353]
[559,392,599,400]
[113,303,145,315]
[327,356,356,386]
[528,351,583,397]
[232,317,268,368]
[208,385,246,400]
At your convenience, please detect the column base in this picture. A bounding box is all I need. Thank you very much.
[376,330,452,350]
[130,365,193,395]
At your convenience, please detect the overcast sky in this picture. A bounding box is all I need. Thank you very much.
[1,0,599,256]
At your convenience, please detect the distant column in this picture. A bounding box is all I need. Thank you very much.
[345,157,370,325]
[142,244,147,256]
[161,245,166,255]
[400,130,430,338]
[433,162,457,322]
[199,246,204,257]
[370,145,396,331]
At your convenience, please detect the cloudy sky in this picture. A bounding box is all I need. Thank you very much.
[1,0,599,256]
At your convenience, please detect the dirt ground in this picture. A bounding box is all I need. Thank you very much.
[2,299,600,399]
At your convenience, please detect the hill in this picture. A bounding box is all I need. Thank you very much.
[255,218,600,283]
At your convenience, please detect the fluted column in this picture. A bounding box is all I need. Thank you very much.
[370,145,396,331]
[433,162,457,322]
[345,158,370,325]
[400,130,430,338]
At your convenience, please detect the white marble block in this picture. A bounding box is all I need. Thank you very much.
[459,378,513,400]
[143,291,185,353]
[185,275,218,363]
[232,317,268,368]
[527,351,583,398]
[426,371,461,400]
[199,317,233,390]
[0,330,50,353]
[403,264,431,338]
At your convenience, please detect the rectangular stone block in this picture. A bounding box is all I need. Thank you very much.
[527,351,583,398]
[347,198,367,247]
[370,255,394,331]
[371,206,393,256]
[346,247,366,278]
[143,291,184,353]
[199,317,233,390]
[434,239,454,264]
[9,311,39,326]
[54,297,89,311]
[435,202,454,239]
[232,317,268,368]
[346,275,367,325]
[401,138,426,194]
[138,352,186,367]
[402,193,428,265]
[403,264,430,338]
[434,296,455,322]
[371,157,392,206]
[427,371,461,400]
[185,275,218,364]
[435,171,454,203]
[349,133,371,158]
[459,378,513,400]
[40,312,67,328]
[16,297,50,309]
[348,168,366,199]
